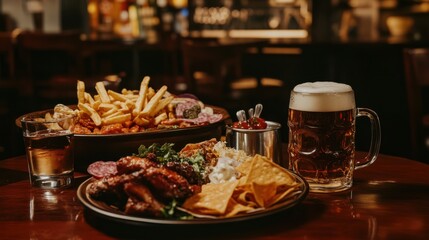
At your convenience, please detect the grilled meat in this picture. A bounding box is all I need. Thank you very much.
[165,161,201,185]
[116,155,157,175]
[88,156,201,217]
[143,166,201,200]
[87,139,221,218]
[124,182,165,217]
[87,170,143,209]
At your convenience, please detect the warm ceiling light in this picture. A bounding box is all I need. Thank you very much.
[171,0,187,9]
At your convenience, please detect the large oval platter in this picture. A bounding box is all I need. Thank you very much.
[77,170,308,226]
[16,105,231,172]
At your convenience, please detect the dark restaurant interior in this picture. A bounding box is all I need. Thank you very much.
[0,0,428,164]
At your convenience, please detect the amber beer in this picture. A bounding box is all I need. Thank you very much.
[21,112,76,188]
[24,130,74,177]
[288,82,381,193]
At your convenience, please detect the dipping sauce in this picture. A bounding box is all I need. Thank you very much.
[232,117,268,129]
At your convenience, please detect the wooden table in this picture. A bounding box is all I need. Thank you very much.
[1,149,429,239]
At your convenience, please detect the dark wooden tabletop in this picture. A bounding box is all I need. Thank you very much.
[1,149,429,240]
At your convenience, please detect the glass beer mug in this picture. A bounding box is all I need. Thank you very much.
[287,82,381,193]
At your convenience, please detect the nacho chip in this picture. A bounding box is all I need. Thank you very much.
[233,186,258,208]
[237,154,299,208]
[181,151,303,218]
[235,158,252,185]
[224,198,255,218]
[250,182,278,207]
[182,181,238,215]
[266,184,302,207]
[246,155,296,186]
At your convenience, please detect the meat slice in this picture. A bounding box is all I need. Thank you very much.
[87,161,118,179]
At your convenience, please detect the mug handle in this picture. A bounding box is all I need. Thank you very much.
[355,108,381,170]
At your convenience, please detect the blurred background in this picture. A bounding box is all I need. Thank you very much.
[1,0,428,163]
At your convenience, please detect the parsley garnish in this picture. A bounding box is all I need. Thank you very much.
[161,199,193,220]
[137,143,179,163]
[136,143,207,180]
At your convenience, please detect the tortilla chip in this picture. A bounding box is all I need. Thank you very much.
[182,153,303,218]
[234,154,299,207]
[246,154,296,186]
[236,158,252,174]
[235,158,253,185]
[224,198,255,218]
[182,181,238,215]
[234,185,258,208]
[250,181,278,207]
[266,184,301,207]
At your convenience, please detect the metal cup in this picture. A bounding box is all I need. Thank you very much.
[225,121,282,165]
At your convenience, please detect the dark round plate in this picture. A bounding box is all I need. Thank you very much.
[77,171,308,226]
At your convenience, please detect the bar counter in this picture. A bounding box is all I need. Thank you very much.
[1,147,429,239]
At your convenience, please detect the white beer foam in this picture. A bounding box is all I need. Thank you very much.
[290,82,355,112]
[294,81,352,93]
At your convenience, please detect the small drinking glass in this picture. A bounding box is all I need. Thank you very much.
[20,110,76,188]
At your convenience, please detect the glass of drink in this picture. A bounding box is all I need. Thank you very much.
[287,82,381,193]
[20,110,77,188]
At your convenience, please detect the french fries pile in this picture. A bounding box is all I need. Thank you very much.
[76,76,175,129]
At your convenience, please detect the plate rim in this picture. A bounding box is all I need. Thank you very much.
[77,171,308,225]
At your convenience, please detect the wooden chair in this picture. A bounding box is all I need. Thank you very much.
[181,38,287,119]
[0,31,21,159]
[16,30,121,109]
[0,31,15,81]
[403,48,429,162]
[16,30,85,107]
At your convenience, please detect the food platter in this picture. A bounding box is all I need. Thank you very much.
[16,105,231,172]
[77,171,308,226]
[73,105,229,171]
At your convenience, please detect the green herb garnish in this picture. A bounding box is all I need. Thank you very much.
[182,152,207,179]
[136,143,208,181]
[137,143,179,163]
[161,199,193,220]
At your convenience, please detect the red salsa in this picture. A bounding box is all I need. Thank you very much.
[232,117,267,129]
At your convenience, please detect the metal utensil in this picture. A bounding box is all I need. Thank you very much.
[236,110,247,122]
[248,108,254,119]
[254,104,263,118]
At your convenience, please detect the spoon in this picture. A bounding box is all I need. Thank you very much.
[248,108,254,119]
[236,111,244,122]
[236,110,247,122]
[254,104,263,118]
